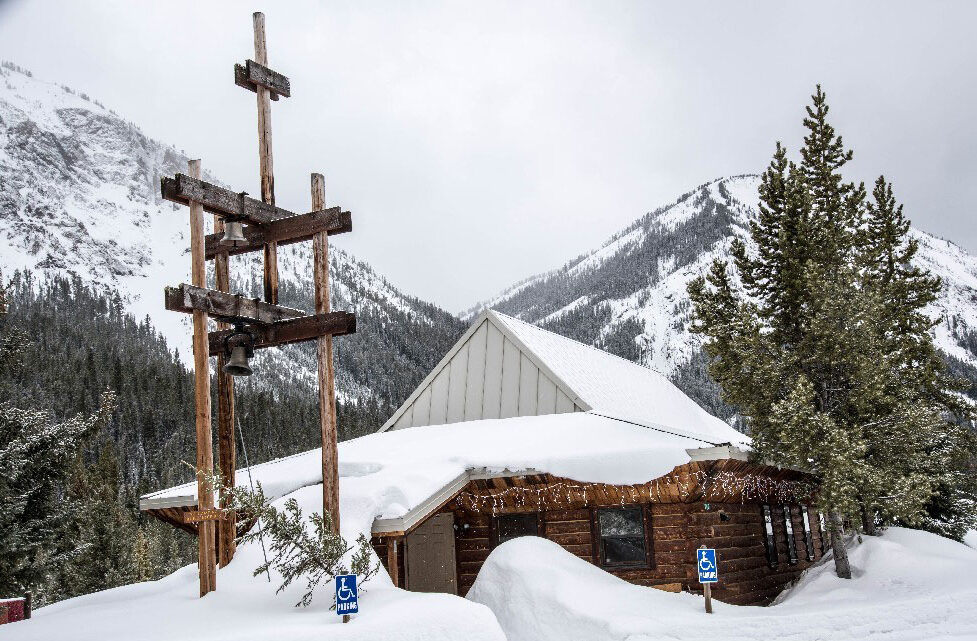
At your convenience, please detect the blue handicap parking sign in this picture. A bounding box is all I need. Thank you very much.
[697,548,718,583]
[335,574,358,615]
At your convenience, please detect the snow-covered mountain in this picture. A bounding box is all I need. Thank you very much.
[0,61,464,407]
[467,174,977,392]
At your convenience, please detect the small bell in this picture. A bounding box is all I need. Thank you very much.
[224,344,253,377]
[220,220,247,246]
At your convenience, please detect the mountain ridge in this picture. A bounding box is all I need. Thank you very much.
[468,173,977,415]
[0,60,465,410]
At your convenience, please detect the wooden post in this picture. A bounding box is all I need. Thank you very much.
[703,583,713,614]
[387,538,399,587]
[213,215,236,568]
[252,11,279,305]
[189,159,217,596]
[311,172,340,532]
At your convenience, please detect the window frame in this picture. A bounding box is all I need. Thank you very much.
[799,505,816,561]
[590,505,653,570]
[761,505,779,568]
[781,505,798,565]
[491,512,542,548]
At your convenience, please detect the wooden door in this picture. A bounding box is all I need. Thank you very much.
[406,513,457,594]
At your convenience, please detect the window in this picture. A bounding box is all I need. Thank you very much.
[762,505,778,568]
[800,505,816,561]
[782,505,798,564]
[818,512,829,555]
[495,513,538,545]
[596,507,648,568]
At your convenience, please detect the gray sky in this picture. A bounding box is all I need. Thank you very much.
[2,1,975,313]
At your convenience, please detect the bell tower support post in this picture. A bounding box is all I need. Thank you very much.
[213,213,236,567]
[189,159,217,596]
[311,172,341,532]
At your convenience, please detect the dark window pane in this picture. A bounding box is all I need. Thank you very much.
[762,505,778,568]
[782,505,798,564]
[602,537,646,565]
[598,508,646,567]
[800,505,816,561]
[497,513,538,545]
[599,507,643,536]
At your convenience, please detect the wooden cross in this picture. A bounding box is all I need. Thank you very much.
[162,11,354,598]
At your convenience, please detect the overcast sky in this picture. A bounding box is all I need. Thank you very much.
[1,1,975,312]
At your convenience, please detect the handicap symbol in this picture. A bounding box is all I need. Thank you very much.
[698,551,715,573]
[337,577,355,601]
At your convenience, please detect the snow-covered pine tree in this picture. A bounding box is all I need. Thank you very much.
[857,177,977,538]
[52,444,139,600]
[0,271,116,600]
[688,86,977,578]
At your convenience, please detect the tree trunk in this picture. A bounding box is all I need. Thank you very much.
[861,505,877,536]
[829,511,852,579]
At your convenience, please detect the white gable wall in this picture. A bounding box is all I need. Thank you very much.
[385,315,584,431]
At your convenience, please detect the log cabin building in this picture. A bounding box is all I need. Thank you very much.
[142,310,829,606]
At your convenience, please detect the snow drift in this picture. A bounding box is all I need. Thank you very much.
[467,529,977,641]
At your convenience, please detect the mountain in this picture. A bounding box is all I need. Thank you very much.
[467,174,977,417]
[0,61,466,413]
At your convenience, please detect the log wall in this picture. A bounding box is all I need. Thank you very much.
[370,462,825,606]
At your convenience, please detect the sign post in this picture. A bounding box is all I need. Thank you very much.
[697,546,718,614]
[335,574,358,623]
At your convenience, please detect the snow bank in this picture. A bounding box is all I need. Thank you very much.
[468,529,977,641]
[964,529,977,550]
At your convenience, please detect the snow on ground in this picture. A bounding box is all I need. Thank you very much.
[4,484,505,641]
[468,529,977,641]
[8,413,714,641]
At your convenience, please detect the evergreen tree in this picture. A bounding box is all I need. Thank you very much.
[0,271,117,599]
[688,86,977,578]
[53,444,138,600]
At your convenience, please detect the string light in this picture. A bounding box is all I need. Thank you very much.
[453,471,813,515]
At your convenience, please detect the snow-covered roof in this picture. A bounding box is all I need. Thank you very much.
[487,311,740,443]
[141,412,739,534]
[379,309,745,446]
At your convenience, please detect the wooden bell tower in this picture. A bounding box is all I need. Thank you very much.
[162,12,355,597]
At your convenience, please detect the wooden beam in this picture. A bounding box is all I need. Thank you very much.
[251,11,280,305]
[161,174,294,225]
[213,214,236,569]
[165,283,305,325]
[234,59,290,99]
[312,172,341,533]
[204,207,351,259]
[208,311,355,356]
[188,160,216,597]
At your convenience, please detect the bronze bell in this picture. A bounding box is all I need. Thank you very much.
[223,326,255,377]
[220,220,246,246]
[224,344,253,376]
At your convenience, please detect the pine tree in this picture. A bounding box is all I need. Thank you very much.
[857,177,977,537]
[54,444,138,600]
[0,271,117,599]
[688,86,977,578]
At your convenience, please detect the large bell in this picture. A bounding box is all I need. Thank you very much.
[223,344,253,377]
[220,220,247,247]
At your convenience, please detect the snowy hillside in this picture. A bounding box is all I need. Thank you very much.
[0,62,464,406]
[467,174,977,381]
